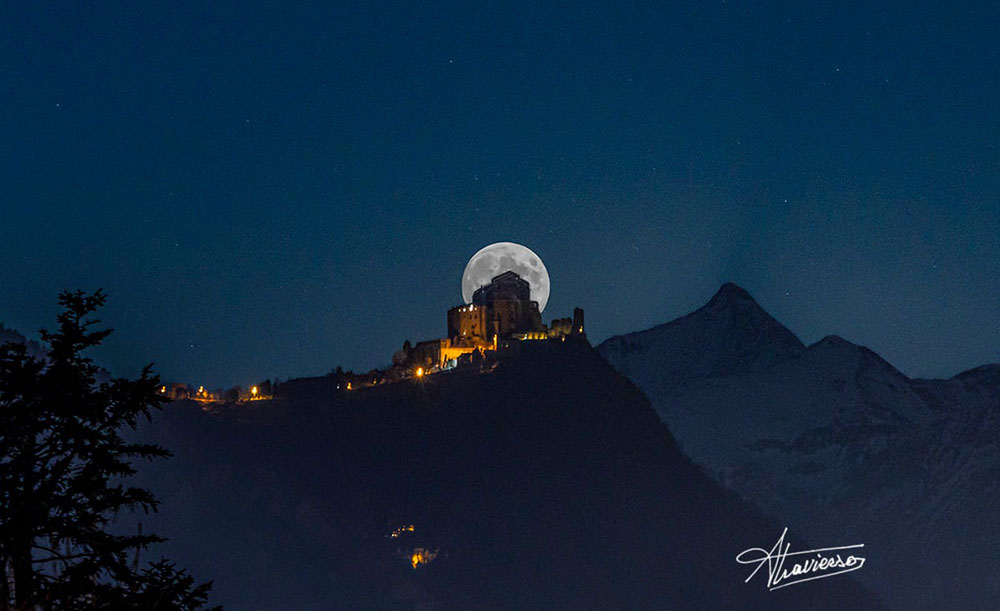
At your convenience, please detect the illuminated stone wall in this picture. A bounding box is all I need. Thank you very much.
[447,303,489,343]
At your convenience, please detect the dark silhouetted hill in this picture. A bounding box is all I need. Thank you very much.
[129,337,882,609]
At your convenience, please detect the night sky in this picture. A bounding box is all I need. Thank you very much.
[2,2,998,388]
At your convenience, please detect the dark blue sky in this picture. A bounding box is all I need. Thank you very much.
[2,1,998,387]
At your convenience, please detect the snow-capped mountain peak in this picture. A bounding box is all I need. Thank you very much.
[596,284,1000,610]
[599,283,804,394]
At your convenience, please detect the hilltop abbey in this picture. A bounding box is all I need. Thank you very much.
[159,269,585,403]
[392,270,585,373]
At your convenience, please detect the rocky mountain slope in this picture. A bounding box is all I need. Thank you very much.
[597,283,999,610]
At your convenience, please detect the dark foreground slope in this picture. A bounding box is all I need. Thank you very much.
[130,338,881,609]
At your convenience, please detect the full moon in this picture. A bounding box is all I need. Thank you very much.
[461,242,550,313]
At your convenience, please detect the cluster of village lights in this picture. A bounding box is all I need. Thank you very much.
[157,384,263,400]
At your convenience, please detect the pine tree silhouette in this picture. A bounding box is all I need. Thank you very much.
[0,290,219,610]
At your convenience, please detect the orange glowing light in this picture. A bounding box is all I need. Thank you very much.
[251,386,258,396]
[415,367,424,378]
[410,547,437,569]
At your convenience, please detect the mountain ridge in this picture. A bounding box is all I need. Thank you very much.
[596,282,1000,610]
[598,283,805,399]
